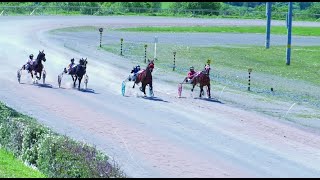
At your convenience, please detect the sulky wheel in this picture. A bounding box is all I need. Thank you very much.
[84,74,88,90]
[121,81,126,96]
[17,69,21,84]
[58,75,62,88]
[178,83,182,98]
[149,86,154,97]
[42,70,46,84]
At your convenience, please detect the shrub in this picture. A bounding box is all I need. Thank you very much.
[0,102,126,178]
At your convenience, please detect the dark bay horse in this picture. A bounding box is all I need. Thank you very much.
[132,59,154,96]
[68,58,88,90]
[31,50,46,82]
[191,65,211,98]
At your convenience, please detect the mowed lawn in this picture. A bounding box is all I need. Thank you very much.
[101,43,320,86]
[0,148,46,178]
[116,26,320,36]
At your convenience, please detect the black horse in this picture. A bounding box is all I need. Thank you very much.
[68,58,88,90]
[24,50,46,83]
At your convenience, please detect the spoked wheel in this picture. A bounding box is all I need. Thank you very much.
[121,81,126,96]
[58,74,62,88]
[17,69,21,84]
[42,70,46,84]
[149,86,154,97]
[84,74,88,90]
[178,83,182,98]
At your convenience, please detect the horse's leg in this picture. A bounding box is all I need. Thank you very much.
[207,84,211,98]
[142,83,146,96]
[78,76,82,90]
[74,76,77,88]
[132,80,136,88]
[38,70,42,80]
[200,85,204,98]
[191,83,195,92]
[149,81,153,91]
[30,71,34,83]
[71,75,74,83]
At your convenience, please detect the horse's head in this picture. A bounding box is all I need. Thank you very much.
[204,64,211,75]
[79,58,85,65]
[147,61,154,73]
[79,58,88,67]
[36,50,46,63]
[83,58,88,67]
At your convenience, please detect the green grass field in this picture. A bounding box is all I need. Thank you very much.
[161,2,173,9]
[115,26,320,36]
[0,148,46,178]
[102,43,320,86]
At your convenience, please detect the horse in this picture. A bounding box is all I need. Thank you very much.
[69,58,88,90]
[132,59,154,96]
[190,64,211,98]
[30,50,46,83]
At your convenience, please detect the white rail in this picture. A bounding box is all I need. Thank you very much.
[30,8,36,16]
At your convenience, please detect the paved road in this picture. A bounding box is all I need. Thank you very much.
[1,16,320,178]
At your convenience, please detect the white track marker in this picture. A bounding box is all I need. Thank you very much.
[218,86,226,100]
[0,10,4,16]
[285,103,296,117]
[30,9,36,16]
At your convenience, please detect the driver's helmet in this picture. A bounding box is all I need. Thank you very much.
[190,66,194,71]
[136,65,140,69]
[29,54,34,59]
[71,58,75,63]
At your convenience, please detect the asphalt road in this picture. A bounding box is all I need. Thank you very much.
[1,16,320,178]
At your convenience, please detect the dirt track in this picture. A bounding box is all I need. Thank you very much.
[1,16,320,178]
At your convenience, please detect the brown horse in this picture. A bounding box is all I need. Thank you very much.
[132,59,154,96]
[191,65,211,98]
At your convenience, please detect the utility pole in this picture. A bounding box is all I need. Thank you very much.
[286,2,293,65]
[265,2,272,49]
[154,36,158,60]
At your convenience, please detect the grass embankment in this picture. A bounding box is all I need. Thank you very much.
[116,26,320,36]
[49,25,320,107]
[0,102,125,178]
[102,43,320,86]
[0,148,46,178]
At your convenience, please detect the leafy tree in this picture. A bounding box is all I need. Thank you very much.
[308,2,320,18]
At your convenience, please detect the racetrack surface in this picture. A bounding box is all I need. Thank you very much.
[1,16,320,178]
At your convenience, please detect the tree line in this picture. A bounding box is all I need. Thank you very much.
[0,2,319,20]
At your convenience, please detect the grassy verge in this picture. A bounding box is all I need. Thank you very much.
[115,26,320,36]
[102,43,320,85]
[0,148,46,178]
[0,102,126,178]
[100,41,320,108]
[50,25,320,37]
